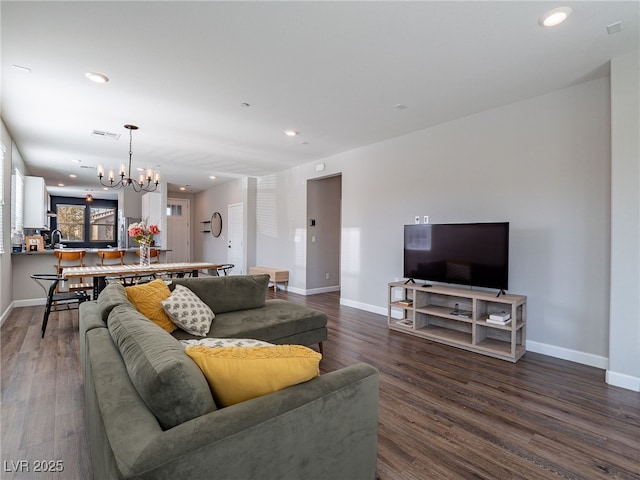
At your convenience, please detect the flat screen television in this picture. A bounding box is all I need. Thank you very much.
[403,222,509,291]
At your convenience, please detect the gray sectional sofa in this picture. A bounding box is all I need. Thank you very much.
[79,274,380,479]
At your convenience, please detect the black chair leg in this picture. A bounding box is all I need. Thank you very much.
[42,293,54,338]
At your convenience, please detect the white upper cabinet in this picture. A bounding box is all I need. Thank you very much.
[23,176,49,229]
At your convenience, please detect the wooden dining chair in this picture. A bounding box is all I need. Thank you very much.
[96,249,126,266]
[54,249,93,295]
[135,248,161,263]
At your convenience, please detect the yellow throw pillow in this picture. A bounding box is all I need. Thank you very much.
[185,345,321,407]
[125,279,176,333]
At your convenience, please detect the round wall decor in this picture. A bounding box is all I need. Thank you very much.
[210,211,222,237]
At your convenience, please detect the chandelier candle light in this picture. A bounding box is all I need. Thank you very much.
[128,221,160,267]
[97,124,160,192]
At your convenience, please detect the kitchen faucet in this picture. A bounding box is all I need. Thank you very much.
[51,229,63,248]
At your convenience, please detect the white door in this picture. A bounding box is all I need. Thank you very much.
[227,203,244,274]
[166,198,190,262]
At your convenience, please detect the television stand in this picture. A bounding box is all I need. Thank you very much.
[387,282,527,362]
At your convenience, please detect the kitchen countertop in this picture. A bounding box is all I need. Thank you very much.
[12,247,169,255]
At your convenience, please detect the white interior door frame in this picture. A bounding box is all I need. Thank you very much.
[227,203,244,274]
[166,197,190,262]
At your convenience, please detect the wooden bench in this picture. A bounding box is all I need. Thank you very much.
[249,267,289,292]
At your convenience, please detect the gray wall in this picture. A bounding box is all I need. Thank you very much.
[338,78,611,366]
[238,76,613,369]
[164,57,640,387]
[1,121,31,323]
[609,50,640,390]
[0,122,11,321]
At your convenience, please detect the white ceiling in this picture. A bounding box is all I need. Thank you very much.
[2,1,638,199]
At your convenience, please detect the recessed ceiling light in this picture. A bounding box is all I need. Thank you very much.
[284,130,298,137]
[69,174,77,178]
[209,175,217,180]
[58,183,65,187]
[85,72,109,84]
[539,7,572,27]
[179,187,186,191]
[240,103,250,108]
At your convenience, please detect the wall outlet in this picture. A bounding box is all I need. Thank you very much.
[414,216,420,224]
[326,273,330,280]
[424,216,429,224]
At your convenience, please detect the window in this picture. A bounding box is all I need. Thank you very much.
[11,168,24,233]
[89,206,116,241]
[167,203,183,216]
[57,204,86,241]
[51,196,118,248]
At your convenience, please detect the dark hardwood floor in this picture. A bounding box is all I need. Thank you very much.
[2,289,639,479]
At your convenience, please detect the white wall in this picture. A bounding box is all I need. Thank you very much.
[250,77,612,366]
[609,50,640,391]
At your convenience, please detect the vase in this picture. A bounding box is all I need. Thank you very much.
[139,242,151,267]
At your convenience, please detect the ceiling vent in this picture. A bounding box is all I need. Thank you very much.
[91,130,121,140]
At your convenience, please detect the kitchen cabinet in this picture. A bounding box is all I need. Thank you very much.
[24,176,50,229]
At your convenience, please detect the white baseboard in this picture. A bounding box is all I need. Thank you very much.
[13,298,47,308]
[305,285,340,295]
[525,340,609,369]
[0,298,47,328]
[606,370,640,392]
[0,303,14,328]
[339,298,387,316]
[286,285,340,296]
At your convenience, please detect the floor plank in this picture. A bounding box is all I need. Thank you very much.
[1,289,639,479]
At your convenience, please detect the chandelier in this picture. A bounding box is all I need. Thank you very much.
[97,124,160,192]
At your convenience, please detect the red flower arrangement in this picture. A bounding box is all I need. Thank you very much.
[128,221,160,245]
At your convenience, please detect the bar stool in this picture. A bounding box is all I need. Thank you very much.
[135,248,161,263]
[96,249,125,266]
[54,249,92,295]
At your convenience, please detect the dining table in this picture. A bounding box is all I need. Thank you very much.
[61,262,222,299]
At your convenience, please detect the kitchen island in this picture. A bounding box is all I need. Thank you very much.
[11,248,170,305]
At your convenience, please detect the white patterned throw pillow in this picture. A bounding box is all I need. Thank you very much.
[180,338,274,348]
[161,284,214,336]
